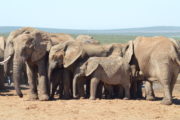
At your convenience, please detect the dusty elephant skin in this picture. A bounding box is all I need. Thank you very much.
[2,27,52,101]
[48,41,130,99]
[129,36,180,105]
[73,56,131,100]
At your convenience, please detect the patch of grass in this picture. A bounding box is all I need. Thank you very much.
[72,34,180,44]
[91,34,136,44]
[72,34,137,44]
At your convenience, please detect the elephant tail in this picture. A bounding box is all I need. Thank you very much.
[174,47,180,68]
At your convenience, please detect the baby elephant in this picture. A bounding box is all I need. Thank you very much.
[73,56,131,100]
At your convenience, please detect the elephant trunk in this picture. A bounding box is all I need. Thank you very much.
[48,62,57,95]
[13,53,23,98]
[73,74,79,98]
[48,62,57,82]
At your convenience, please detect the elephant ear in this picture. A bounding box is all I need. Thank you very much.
[124,40,133,64]
[85,58,99,76]
[63,41,83,68]
[31,31,52,62]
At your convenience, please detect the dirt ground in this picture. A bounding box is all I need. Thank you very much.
[0,84,179,120]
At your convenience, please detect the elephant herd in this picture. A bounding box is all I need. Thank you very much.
[0,27,179,105]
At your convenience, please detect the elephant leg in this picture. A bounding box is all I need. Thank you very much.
[104,84,113,99]
[136,81,143,98]
[89,77,100,100]
[26,63,38,100]
[170,72,178,96]
[63,69,72,99]
[59,79,64,98]
[50,74,59,99]
[85,77,90,98]
[130,79,138,99]
[122,83,130,100]
[0,66,5,90]
[117,85,124,99]
[145,81,155,101]
[96,82,103,99]
[50,69,62,99]
[78,77,85,99]
[37,59,49,101]
[161,81,172,105]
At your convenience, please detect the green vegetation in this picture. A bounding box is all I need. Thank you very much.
[0,33,8,38]
[90,34,136,44]
[72,34,180,44]
[1,28,180,44]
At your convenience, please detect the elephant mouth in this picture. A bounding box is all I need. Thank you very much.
[0,56,11,65]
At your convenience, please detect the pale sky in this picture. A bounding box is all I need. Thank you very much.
[0,0,179,29]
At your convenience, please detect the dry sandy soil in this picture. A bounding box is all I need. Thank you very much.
[0,84,179,120]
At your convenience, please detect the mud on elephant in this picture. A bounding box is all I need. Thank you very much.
[73,56,132,100]
[48,40,128,99]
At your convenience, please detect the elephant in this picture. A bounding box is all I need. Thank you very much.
[76,35,100,44]
[49,33,74,45]
[127,36,180,105]
[72,56,131,100]
[48,40,127,99]
[1,27,52,101]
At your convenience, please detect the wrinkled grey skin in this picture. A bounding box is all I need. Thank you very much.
[128,36,180,105]
[3,36,28,86]
[73,56,131,100]
[71,41,133,99]
[3,27,52,101]
[48,40,127,99]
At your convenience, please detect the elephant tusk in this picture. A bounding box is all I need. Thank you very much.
[0,56,11,65]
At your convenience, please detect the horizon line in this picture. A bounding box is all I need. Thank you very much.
[1,25,180,31]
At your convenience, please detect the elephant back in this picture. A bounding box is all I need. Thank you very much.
[49,33,75,45]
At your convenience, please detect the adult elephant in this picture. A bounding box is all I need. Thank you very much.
[1,27,52,100]
[49,33,74,45]
[128,36,180,105]
[76,35,100,44]
[48,41,125,99]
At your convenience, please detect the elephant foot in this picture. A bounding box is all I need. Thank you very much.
[123,97,129,100]
[106,95,112,99]
[80,96,85,99]
[146,95,155,101]
[28,94,38,101]
[73,95,80,99]
[39,94,49,101]
[161,98,172,105]
[50,96,55,100]
[89,96,96,100]
[62,95,71,100]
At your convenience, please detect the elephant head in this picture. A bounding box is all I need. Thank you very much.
[2,27,52,97]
